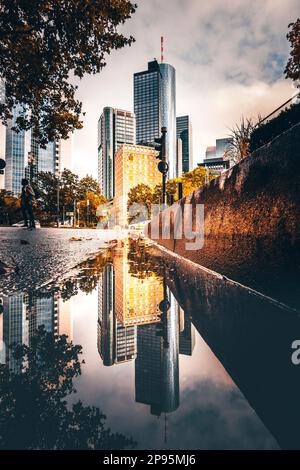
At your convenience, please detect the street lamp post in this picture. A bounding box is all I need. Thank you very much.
[56,172,60,228]
[86,198,90,227]
[73,200,76,227]
[27,152,35,183]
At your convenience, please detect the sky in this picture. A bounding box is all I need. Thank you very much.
[72,0,299,178]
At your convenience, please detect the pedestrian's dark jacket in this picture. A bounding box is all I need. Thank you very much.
[22,184,35,206]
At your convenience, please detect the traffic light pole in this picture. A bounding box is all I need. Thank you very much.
[162,169,167,206]
[156,127,168,208]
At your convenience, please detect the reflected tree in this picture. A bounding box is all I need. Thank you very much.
[127,239,163,280]
[0,327,136,450]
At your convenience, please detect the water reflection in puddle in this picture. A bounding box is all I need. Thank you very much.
[1,239,291,449]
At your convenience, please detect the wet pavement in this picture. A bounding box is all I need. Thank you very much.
[0,234,299,449]
[0,227,121,294]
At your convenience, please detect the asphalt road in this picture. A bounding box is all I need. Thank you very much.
[0,227,120,294]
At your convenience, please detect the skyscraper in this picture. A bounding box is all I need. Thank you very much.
[216,137,233,159]
[98,107,135,200]
[176,115,193,174]
[5,104,30,195]
[5,105,58,195]
[134,60,176,179]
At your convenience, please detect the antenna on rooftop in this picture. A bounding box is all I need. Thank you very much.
[161,36,164,63]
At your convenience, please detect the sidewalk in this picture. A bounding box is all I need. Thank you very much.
[0,227,121,294]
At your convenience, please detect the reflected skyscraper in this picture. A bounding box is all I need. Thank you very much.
[134,60,176,179]
[179,307,195,356]
[2,294,28,372]
[96,247,196,418]
[2,291,71,370]
[97,262,137,366]
[135,288,179,416]
[27,292,59,343]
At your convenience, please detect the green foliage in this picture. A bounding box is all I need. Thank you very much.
[127,167,215,216]
[285,19,300,87]
[249,101,300,152]
[224,118,255,164]
[153,179,179,205]
[34,169,107,226]
[0,0,137,145]
[78,175,102,199]
[0,189,20,225]
[127,183,153,222]
[181,167,213,197]
[0,327,136,449]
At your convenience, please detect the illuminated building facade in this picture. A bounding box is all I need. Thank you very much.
[114,144,161,227]
[114,248,163,327]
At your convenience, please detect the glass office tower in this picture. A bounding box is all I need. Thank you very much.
[176,115,193,174]
[98,107,135,200]
[216,137,233,159]
[5,105,30,195]
[134,60,176,179]
[5,105,57,196]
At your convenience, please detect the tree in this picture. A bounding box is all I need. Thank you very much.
[78,175,102,199]
[35,171,58,217]
[0,190,21,225]
[36,170,106,226]
[77,191,107,227]
[285,19,300,87]
[0,0,137,146]
[224,117,255,164]
[127,184,153,222]
[181,167,213,197]
[0,327,135,449]
[153,179,180,205]
[59,169,79,212]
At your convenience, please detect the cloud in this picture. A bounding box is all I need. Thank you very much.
[73,0,299,177]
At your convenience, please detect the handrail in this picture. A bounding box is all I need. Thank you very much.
[257,92,300,127]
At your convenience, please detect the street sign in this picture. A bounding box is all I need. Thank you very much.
[0,158,6,170]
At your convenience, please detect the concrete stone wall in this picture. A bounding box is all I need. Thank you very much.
[148,123,300,303]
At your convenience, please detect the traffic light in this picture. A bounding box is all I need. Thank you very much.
[154,126,166,159]
[0,158,6,175]
[154,127,168,175]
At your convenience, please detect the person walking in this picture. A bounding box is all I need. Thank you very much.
[21,179,29,227]
[21,178,36,229]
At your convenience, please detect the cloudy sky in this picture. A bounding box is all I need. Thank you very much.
[73,0,299,178]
